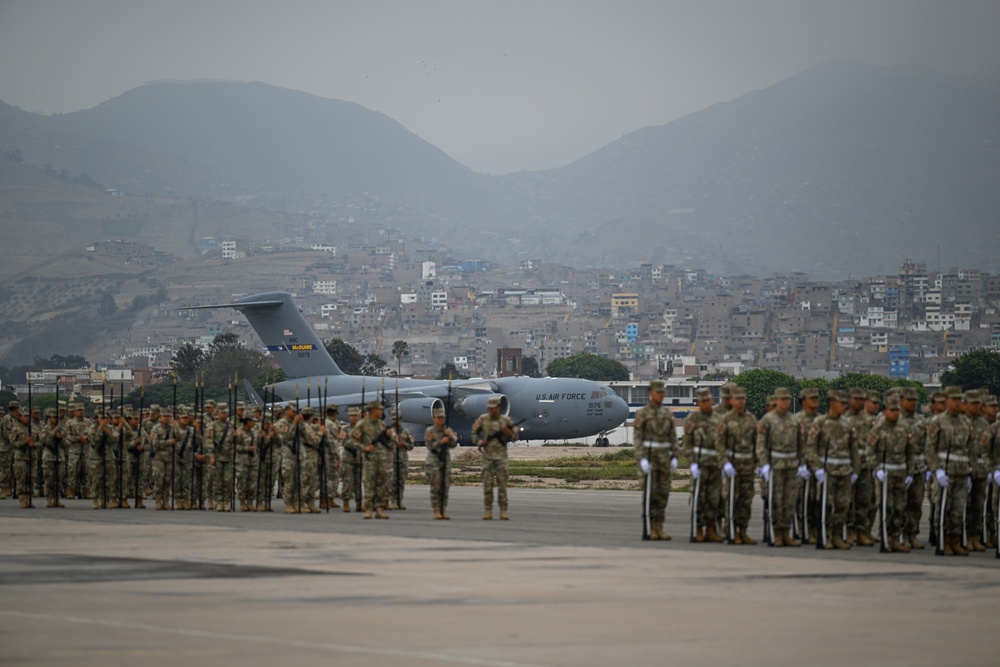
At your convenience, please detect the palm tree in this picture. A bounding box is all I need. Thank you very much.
[391,340,410,376]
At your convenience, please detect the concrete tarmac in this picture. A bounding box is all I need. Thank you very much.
[2,487,998,667]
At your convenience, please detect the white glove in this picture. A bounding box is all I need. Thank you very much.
[935,469,949,488]
[639,458,651,475]
[850,473,858,485]
[905,475,913,488]
[967,476,972,492]
[814,468,826,485]
[670,457,678,471]
[759,464,771,481]
[690,463,700,480]
[723,462,736,479]
[925,470,932,482]
[797,465,810,480]
[993,469,1000,486]
[875,469,887,483]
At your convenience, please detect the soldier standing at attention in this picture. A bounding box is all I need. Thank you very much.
[795,386,822,544]
[322,405,342,509]
[149,408,175,510]
[64,403,89,499]
[965,390,990,551]
[473,396,516,520]
[425,407,458,519]
[685,387,723,542]
[845,388,875,546]
[39,408,66,508]
[209,403,235,512]
[341,406,362,512]
[899,387,927,549]
[717,386,757,544]
[982,395,999,548]
[756,387,802,546]
[806,390,861,549]
[868,396,916,552]
[8,407,35,508]
[234,414,258,511]
[354,401,394,519]
[929,386,973,556]
[298,406,325,513]
[0,402,14,499]
[389,408,414,510]
[634,380,678,541]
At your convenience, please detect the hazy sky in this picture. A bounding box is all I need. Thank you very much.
[2,0,999,174]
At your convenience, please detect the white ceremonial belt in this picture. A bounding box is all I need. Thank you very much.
[825,457,852,466]
[771,451,798,460]
[944,454,969,462]
[691,446,715,456]
[642,440,673,449]
[880,463,906,471]
[731,452,754,460]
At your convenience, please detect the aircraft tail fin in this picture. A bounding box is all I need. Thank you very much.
[240,378,264,407]
[182,292,343,379]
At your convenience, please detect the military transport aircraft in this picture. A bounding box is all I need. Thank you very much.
[185,292,629,443]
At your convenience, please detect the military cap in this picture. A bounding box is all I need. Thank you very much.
[930,390,946,402]
[216,403,230,413]
[720,382,736,398]
[799,386,819,400]
[884,387,900,398]
[486,396,502,408]
[432,407,446,418]
[648,379,665,391]
[827,389,847,403]
[326,404,339,414]
[149,404,161,412]
[58,400,67,408]
[31,405,40,413]
[900,387,918,400]
[205,399,216,408]
[348,406,360,416]
[44,407,58,418]
[7,400,19,410]
[773,387,792,399]
[284,402,297,412]
[964,390,981,403]
[883,396,901,410]
[865,391,881,403]
[236,401,246,410]
[695,387,713,401]
[984,395,998,407]
[730,386,746,398]
[176,406,190,417]
[766,395,777,406]
[69,402,82,410]
[945,386,963,399]
[108,408,121,418]
[366,400,383,411]
[849,387,866,400]
[301,406,315,417]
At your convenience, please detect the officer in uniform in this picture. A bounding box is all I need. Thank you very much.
[388,408,414,510]
[806,390,861,549]
[298,406,326,513]
[684,387,723,542]
[867,396,916,552]
[795,386,822,544]
[235,414,258,511]
[354,400,394,519]
[322,405,343,509]
[0,401,19,498]
[39,408,66,508]
[255,408,278,510]
[928,386,973,556]
[209,403,235,511]
[124,407,145,508]
[634,379,678,540]
[425,407,458,519]
[8,406,35,508]
[472,396,516,520]
[340,406,362,512]
[965,390,990,551]
[717,386,757,544]
[756,387,803,546]
[982,395,999,548]
[899,387,927,549]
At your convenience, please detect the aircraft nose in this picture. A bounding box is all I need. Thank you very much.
[610,394,629,426]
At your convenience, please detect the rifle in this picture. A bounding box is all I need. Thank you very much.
[394,379,402,509]
[117,378,125,508]
[689,423,703,544]
[356,378,365,507]
[54,379,61,508]
[100,382,108,509]
[642,437,653,541]
[189,377,198,509]
[256,374,266,511]
[136,386,144,507]
[231,373,238,512]
[764,428,774,546]
[26,378,34,507]
[267,381,275,511]
[294,383,301,513]
[320,376,329,513]
[726,425,736,545]
[935,417,953,557]
[879,432,890,553]
[197,374,206,509]
[817,428,830,551]
[443,376,452,517]
[171,376,177,511]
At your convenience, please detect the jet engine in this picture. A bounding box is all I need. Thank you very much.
[454,393,509,417]
[396,397,445,424]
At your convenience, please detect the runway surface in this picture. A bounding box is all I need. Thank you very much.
[2,487,998,666]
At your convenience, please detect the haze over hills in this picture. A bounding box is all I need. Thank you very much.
[2,59,999,278]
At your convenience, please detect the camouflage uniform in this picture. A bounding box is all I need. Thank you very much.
[87,413,114,508]
[7,414,35,507]
[985,404,1000,546]
[208,411,236,511]
[425,417,458,516]
[255,420,278,510]
[354,404,394,517]
[928,388,973,552]
[717,402,757,537]
[275,411,302,512]
[867,399,915,549]
[633,381,678,539]
[966,394,991,550]
[340,410,362,510]
[234,419,258,511]
[805,394,861,549]
[63,405,88,498]
[683,391,721,538]
[756,388,803,545]
[845,391,876,540]
[899,389,928,547]
[472,403,516,518]
[149,414,177,509]
[794,390,821,543]
[1,404,21,497]
[389,417,414,509]
[297,409,324,512]
[40,410,66,507]
[323,410,344,508]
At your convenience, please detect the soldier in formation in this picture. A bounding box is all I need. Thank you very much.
[354,400,394,519]
[425,406,458,519]
[634,379,678,541]
[805,390,861,549]
[717,386,757,544]
[389,408,414,510]
[321,405,342,509]
[472,396,516,520]
[684,387,724,542]
[340,406,362,512]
